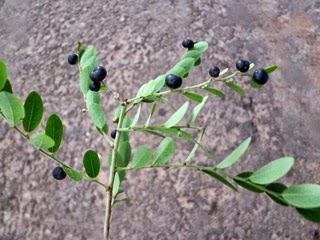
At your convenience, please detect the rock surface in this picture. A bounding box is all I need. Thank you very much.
[1,0,320,239]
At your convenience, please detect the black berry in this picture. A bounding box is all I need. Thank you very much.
[68,53,78,65]
[236,59,250,73]
[89,81,101,92]
[209,66,220,78]
[253,68,269,85]
[165,74,183,89]
[182,38,194,49]
[52,166,66,180]
[89,66,107,82]
[111,130,117,139]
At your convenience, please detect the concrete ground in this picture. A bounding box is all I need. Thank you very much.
[0,0,319,239]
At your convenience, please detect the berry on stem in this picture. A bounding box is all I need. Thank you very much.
[253,68,269,85]
[52,166,66,180]
[182,38,194,49]
[209,66,220,78]
[89,81,101,92]
[236,59,250,73]
[89,66,107,82]
[110,130,117,139]
[165,74,183,89]
[68,53,78,65]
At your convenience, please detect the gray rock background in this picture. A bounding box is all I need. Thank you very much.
[0,0,319,239]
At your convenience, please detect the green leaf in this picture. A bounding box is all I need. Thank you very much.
[296,207,320,223]
[83,150,100,178]
[167,67,187,78]
[130,105,141,128]
[282,184,320,209]
[88,103,106,129]
[1,79,13,93]
[81,55,98,69]
[80,66,91,95]
[132,146,153,168]
[30,133,55,149]
[188,96,208,124]
[141,80,157,97]
[145,103,157,127]
[0,92,25,126]
[80,46,96,69]
[118,140,131,167]
[193,41,208,53]
[181,91,204,103]
[140,129,165,138]
[86,90,100,109]
[77,41,85,61]
[249,157,294,184]
[45,114,63,153]
[153,75,166,93]
[219,68,229,76]
[264,65,278,74]
[265,182,289,206]
[225,82,245,96]
[62,166,83,182]
[112,172,121,195]
[175,58,195,72]
[119,116,131,142]
[0,60,8,92]
[202,169,238,192]
[234,172,264,193]
[163,102,189,128]
[194,58,201,66]
[23,91,43,132]
[250,77,263,89]
[216,137,251,169]
[113,105,121,123]
[153,137,175,165]
[185,129,205,162]
[181,50,202,61]
[202,87,225,98]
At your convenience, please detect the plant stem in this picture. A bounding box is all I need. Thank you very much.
[104,104,127,240]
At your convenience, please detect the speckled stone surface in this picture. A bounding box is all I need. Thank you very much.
[0,1,320,239]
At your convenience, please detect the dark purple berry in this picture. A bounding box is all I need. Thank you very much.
[236,59,250,73]
[253,68,269,85]
[209,66,220,78]
[89,81,101,92]
[68,53,78,65]
[89,66,107,82]
[165,74,183,89]
[111,130,117,139]
[182,38,194,49]
[52,166,66,180]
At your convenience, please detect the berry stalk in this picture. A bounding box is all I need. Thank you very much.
[104,104,127,240]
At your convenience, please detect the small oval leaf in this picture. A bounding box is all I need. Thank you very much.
[234,172,264,193]
[83,150,100,178]
[264,65,278,74]
[193,41,208,53]
[163,102,189,128]
[202,169,238,192]
[45,114,63,153]
[132,146,153,168]
[181,91,204,103]
[296,207,320,223]
[202,87,225,98]
[23,91,43,132]
[249,157,294,184]
[30,133,55,149]
[88,103,106,129]
[0,60,8,91]
[153,137,175,165]
[175,58,195,72]
[225,82,245,96]
[282,184,320,209]
[62,166,83,182]
[188,96,208,124]
[0,92,25,126]
[216,137,251,169]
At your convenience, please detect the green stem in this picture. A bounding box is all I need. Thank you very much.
[126,71,240,104]
[117,163,286,204]
[104,104,127,240]
[12,126,108,188]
